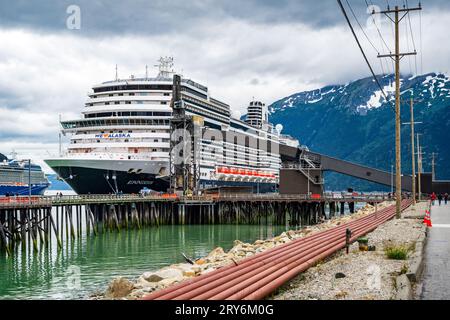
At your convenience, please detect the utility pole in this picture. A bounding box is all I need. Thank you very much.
[391,164,394,195]
[431,152,437,181]
[402,97,422,205]
[373,4,422,218]
[416,134,423,201]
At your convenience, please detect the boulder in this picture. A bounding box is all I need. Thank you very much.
[158,268,184,280]
[287,230,296,238]
[159,277,181,287]
[142,272,164,283]
[207,247,225,258]
[183,270,196,277]
[105,277,134,298]
[233,240,243,246]
[195,259,206,265]
[173,263,197,273]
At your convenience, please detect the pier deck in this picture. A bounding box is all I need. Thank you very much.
[0,193,388,209]
[0,193,391,255]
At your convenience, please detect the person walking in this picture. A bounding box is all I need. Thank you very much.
[431,192,437,205]
[445,192,449,205]
[437,193,443,206]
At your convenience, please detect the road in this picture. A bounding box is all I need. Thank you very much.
[419,201,450,300]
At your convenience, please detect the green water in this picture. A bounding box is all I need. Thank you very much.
[0,224,288,300]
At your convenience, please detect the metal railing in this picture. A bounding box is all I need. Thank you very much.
[281,162,324,184]
[0,192,390,208]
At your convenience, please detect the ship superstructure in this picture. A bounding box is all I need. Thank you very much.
[0,153,50,196]
[45,58,295,194]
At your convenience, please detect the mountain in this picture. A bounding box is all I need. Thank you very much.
[267,72,450,191]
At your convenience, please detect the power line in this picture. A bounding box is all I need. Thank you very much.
[366,0,395,74]
[367,0,392,51]
[419,2,423,74]
[403,1,413,75]
[405,0,418,75]
[346,0,386,75]
[346,0,380,54]
[405,0,417,50]
[337,0,392,108]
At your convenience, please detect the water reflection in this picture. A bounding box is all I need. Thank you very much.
[0,224,288,300]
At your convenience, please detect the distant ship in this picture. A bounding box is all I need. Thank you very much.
[45,57,298,194]
[0,152,50,196]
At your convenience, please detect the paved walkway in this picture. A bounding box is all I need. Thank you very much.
[419,202,450,300]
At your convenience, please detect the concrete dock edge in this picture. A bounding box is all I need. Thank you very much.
[396,223,428,299]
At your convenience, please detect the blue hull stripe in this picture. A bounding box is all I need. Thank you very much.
[0,184,49,196]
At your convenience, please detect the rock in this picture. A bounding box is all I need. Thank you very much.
[254,240,265,245]
[201,268,216,275]
[287,230,296,238]
[143,273,164,283]
[278,237,290,243]
[263,242,275,249]
[173,263,197,273]
[157,268,184,280]
[335,272,346,279]
[207,247,225,258]
[233,240,243,246]
[159,277,181,287]
[195,259,206,265]
[183,270,196,277]
[105,277,134,298]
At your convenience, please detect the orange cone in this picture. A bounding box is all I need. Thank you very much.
[423,210,432,227]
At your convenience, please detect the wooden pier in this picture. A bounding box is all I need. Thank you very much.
[0,193,388,255]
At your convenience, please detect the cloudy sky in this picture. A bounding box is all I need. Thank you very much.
[0,0,449,171]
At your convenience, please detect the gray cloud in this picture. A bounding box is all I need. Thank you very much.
[1,0,447,36]
[0,0,449,170]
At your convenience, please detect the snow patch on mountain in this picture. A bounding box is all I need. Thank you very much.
[356,81,395,112]
[269,72,449,116]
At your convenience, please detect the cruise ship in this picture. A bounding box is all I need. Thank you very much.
[45,58,298,194]
[0,152,50,196]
